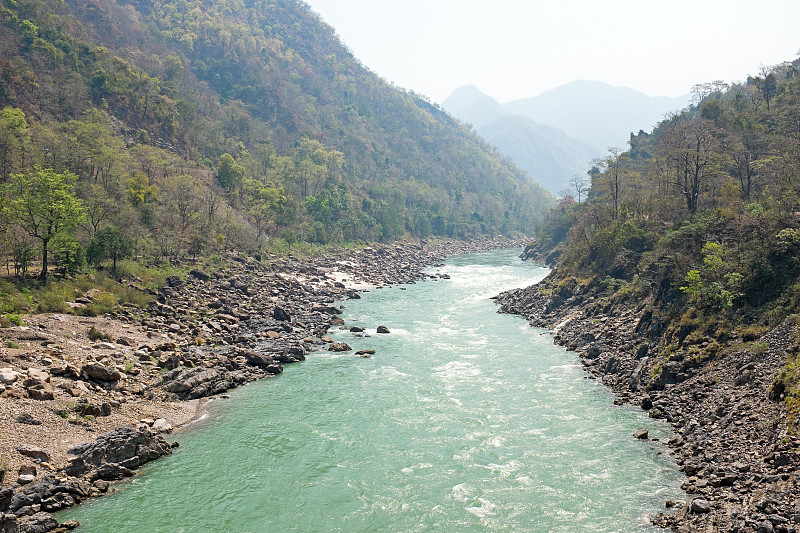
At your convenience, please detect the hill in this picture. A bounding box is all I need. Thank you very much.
[514,59,800,530]
[0,0,552,276]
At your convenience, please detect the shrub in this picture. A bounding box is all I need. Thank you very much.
[88,325,112,342]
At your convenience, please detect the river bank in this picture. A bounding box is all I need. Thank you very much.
[0,237,523,532]
[496,264,799,532]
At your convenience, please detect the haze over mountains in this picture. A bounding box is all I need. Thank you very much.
[443,82,691,194]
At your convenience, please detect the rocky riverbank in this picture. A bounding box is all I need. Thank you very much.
[0,237,523,532]
[496,267,799,532]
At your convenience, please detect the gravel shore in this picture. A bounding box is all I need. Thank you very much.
[496,265,799,533]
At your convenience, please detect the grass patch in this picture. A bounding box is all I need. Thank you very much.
[6,341,19,349]
[740,324,769,342]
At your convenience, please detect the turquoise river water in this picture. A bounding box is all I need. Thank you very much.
[61,248,684,532]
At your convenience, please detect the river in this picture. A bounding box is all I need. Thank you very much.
[60,248,684,532]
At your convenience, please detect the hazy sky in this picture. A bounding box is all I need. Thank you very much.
[302,0,800,104]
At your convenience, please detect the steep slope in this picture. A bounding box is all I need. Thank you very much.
[510,59,800,531]
[0,0,552,260]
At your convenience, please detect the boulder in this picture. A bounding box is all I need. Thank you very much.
[0,368,20,386]
[376,325,390,334]
[17,446,50,463]
[633,429,649,440]
[160,367,244,400]
[691,498,711,514]
[26,369,50,382]
[152,419,173,433]
[75,402,112,418]
[23,379,55,401]
[273,306,291,322]
[80,363,121,383]
[328,343,352,352]
[189,269,211,282]
[64,426,173,481]
[312,304,342,315]
[15,512,59,533]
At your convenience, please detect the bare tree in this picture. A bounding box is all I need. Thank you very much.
[569,174,590,204]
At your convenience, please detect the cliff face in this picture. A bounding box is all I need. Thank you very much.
[496,273,800,532]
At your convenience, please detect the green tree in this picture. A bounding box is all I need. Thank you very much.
[4,167,87,280]
[0,107,30,182]
[216,153,244,191]
[244,179,286,243]
[87,226,134,273]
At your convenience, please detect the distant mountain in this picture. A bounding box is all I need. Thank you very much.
[478,116,597,195]
[502,81,691,152]
[442,81,691,194]
[443,87,597,194]
[442,85,508,128]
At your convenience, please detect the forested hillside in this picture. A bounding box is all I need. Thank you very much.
[0,0,551,278]
[533,59,800,421]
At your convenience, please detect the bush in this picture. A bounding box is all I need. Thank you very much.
[88,325,112,342]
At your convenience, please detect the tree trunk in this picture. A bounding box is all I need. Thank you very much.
[39,238,49,281]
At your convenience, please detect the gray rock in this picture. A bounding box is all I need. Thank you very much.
[80,363,121,382]
[17,446,50,463]
[586,343,601,359]
[633,429,649,440]
[64,426,173,481]
[758,520,774,533]
[377,325,390,334]
[152,419,173,433]
[691,498,711,514]
[0,368,20,385]
[17,474,36,485]
[15,511,59,533]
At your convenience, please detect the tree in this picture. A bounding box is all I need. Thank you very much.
[0,107,30,182]
[216,153,244,191]
[4,167,87,280]
[87,226,134,273]
[657,117,720,215]
[244,179,286,243]
[569,174,590,204]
